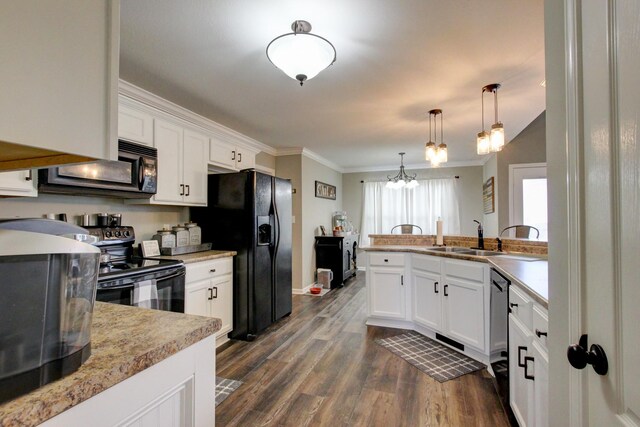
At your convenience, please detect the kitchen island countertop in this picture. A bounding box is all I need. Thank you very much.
[488,256,548,308]
[0,302,220,426]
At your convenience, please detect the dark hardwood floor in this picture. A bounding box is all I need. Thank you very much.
[216,272,510,426]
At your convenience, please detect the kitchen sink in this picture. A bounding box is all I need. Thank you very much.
[425,246,472,253]
[425,247,505,257]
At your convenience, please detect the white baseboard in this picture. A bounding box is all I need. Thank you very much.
[292,283,314,295]
[357,266,366,271]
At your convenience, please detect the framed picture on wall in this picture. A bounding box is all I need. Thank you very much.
[483,177,495,214]
[315,181,336,200]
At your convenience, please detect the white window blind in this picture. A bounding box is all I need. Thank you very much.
[360,178,461,246]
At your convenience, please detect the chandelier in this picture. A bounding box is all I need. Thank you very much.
[266,20,336,86]
[425,109,448,167]
[477,83,505,155]
[386,153,418,189]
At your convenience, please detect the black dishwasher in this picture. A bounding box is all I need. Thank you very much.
[490,268,511,419]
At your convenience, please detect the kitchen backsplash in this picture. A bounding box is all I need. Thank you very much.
[0,194,189,242]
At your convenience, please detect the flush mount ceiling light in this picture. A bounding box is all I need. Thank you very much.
[386,152,418,189]
[426,109,448,167]
[477,83,505,155]
[266,20,336,86]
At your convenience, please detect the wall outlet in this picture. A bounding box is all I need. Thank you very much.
[292,216,296,224]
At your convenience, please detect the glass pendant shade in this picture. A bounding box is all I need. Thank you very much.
[425,141,437,161]
[490,123,505,151]
[477,131,491,155]
[266,21,336,85]
[437,143,448,163]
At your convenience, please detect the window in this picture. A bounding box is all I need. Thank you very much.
[360,178,461,246]
[509,163,547,240]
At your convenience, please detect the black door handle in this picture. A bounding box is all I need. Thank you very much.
[185,184,190,196]
[443,284,448,296]
[567,334,608,375]
[510,302,518,308]
[179,184,185,196]
[535,329,548,338]
[400,275,404,286]
[434,281,439,294]
[517,346,527,367]
[232,150,236,161]
[523,356,535,381]
[207,288,213,300]
[25,170,33,181]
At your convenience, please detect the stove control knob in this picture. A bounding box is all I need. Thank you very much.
[105,231,112,238]
[123,230,131,237]
[114,230,121,237]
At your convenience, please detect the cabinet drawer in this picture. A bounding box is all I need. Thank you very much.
[532,305,549,350]
[369,253,405,267]
[186,257,233,283]
[443,259,485,283]
[412,254,441,274]
[509,285,533,330]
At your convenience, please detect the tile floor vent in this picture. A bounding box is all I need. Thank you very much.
[435,333,464,351]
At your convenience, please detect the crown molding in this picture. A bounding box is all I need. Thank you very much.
[276,147,345,173]
[342,159,486,173]
[118,80,277,156]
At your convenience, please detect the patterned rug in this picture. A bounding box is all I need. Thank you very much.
[215,377,243,406]
[376,331,485,382]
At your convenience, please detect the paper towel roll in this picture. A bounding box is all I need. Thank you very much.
[436,218,444,245]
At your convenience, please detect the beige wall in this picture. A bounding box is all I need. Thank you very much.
[0,194,188,242]
[301,156,343,289]
[275,155,303,290]
[255,151,276,171]
[497,111,546,232]
[342,165,484,237]
[482,154,499,237]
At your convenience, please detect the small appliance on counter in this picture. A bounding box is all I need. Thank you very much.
[151,222,210,256]
[0,219,100,403]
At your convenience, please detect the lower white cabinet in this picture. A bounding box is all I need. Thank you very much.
[185,257,234,346]
[367,266,406,320]
[508,285,548,427]
[0,170,37,197]
[366,252,490,363]
[41,336,216,427]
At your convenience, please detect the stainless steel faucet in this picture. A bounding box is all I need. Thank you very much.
[473,220,484,250]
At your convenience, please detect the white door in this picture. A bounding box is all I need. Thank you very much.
[0,170,37,196]
[443,278,485,351]
[412,270,442,331]
[185,280,211,317]
[182,129,208,205]
[547,0,640,425]
[509,315,534,427]
[531,340,549,427]
[153,119,184,203]
[209,276,233,337]
[509,163,547,240]
[368,267,406,320]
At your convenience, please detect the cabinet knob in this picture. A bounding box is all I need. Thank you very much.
[384,259,388,262]
[510,302,518,308]
[535,329,548,338]
[210,269,216,273]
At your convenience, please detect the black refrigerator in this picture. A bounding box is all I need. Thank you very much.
[191,171,292,341]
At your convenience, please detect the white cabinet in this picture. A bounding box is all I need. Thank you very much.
[118,99,154,146]
[148,119,208,206]
[0,170,37,197]
[368,267,406,320]
[443,277,485,351]
[508,284,549,427]
[209,138,257,172]
[410,254,487,352]
[185,257,234,346]
[0,1,119,167]
[41,335,215,427]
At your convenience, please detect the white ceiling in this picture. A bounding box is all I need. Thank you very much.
[120,0,545,170]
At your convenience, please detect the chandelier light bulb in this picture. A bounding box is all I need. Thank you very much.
[425,141,437,161]
[437,143,448,163]
[490,123,505,151]
[266,20,336,86]
[477,131,491,155]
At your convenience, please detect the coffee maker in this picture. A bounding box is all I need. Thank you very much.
[0,219,100,403]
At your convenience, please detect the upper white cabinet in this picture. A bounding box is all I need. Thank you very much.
[209,138,257,172]
[0,170,37,197]
[118,99,154,146]
[0,1,119,170]
[151,119,208,206]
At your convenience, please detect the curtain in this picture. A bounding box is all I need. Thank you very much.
[360,178,461,246]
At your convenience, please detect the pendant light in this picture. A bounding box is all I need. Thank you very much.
[425,112,437,161]
[266,20,336,86]
[477,83,504,154]
[427,109,447,167]
[386,152,418,189]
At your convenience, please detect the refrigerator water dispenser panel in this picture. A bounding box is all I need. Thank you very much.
[257,216,272,246]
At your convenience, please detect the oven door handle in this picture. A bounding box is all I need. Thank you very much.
[98,270,185,290]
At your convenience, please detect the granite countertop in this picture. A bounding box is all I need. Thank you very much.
[488,256,549,308]
[150,249,236,264]
[0,302,221,426]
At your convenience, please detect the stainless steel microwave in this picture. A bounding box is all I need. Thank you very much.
[39,141,157,198]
